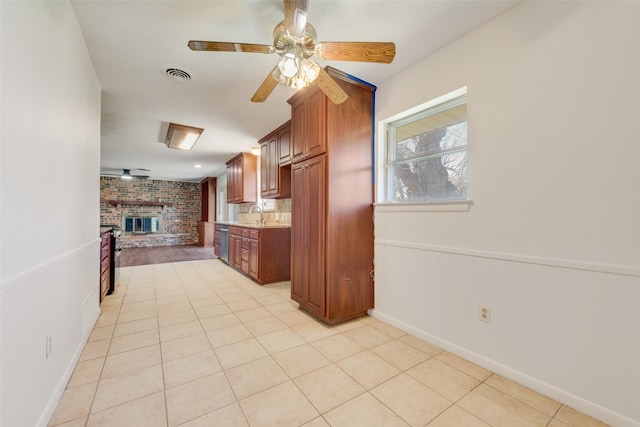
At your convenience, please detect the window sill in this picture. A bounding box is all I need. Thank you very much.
[374,200,473,213]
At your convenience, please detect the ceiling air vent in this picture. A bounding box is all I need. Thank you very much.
[162,64,192,82]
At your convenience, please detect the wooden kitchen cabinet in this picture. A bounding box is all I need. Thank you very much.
[213,223,222,256]
[198,177,217,247]
[241,228,251,274]
[291,156,326,318]
[229,226,242,269]
[99,230,111,302]
[260,121,291,199]
[248,233,259,279]
[291,89,326,164]
[223,224,290,284]
[289,67,375,325]
[278,123,292,166]
[226,153,257,204]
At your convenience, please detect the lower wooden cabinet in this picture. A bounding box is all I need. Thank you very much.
[229,226,242,270]
[225,225,290,284]
[213,223,221,256]
[99,231,111,302]
[198,221,214,247]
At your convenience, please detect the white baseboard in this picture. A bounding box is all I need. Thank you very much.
[369,308,640,427]
[36,304,100,427]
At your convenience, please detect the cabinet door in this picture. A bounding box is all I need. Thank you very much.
[259,136,278,197]
[248,238,259,279]
[291,156,326,318]
[306,90,327,159]
[291,100,307,164]
[291,163,306,304]
[278,124,291,166]
[228,234,238,265]
[268,137,278,193]
[260,141,270,195]
[291,90,326,163]
[304,155,326,316]
[234,235,242,269]
[226,158,237,202]
[227,154,257,203]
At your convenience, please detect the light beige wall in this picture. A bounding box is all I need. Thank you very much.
[0,2,101,425]
[373,2,640,426]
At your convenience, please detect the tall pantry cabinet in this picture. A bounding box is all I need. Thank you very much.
[288,67,375,325]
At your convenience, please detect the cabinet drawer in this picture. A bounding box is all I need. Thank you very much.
[230,226,242,236]
[249,229,260,239]
[241,237,250,249]
[241,228,251,238]
[241,247,249,261]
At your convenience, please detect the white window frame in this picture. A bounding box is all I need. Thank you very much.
[375,87,473,212]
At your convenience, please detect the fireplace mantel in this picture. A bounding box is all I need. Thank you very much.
[106,200,173,208]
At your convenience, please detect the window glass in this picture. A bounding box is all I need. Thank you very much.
[386,93,468,202]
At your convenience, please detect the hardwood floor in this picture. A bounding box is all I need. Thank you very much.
[118,245,217,267]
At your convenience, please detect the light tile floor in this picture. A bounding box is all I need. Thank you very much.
[49,260,610,427]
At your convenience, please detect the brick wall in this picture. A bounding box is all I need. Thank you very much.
[100,177,201,248]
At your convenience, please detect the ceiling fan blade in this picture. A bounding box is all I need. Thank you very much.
[284,0,308,38]
[188,41,274,54]
[313,67,348,105]
[315,42,396,64]
[251,68,279,103]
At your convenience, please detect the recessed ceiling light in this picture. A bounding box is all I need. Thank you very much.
[194,164,202,168]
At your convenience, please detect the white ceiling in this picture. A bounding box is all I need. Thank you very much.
[72,0,519,182]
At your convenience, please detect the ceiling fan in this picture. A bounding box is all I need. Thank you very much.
[188,0,396,105]
[101,168,150,180]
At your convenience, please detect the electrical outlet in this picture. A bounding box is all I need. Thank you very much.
[45,335,53,359]
[479,306,491,323]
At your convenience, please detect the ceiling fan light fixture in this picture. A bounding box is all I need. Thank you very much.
[272,67,295,88]
[165,122,204,150]
[278,52,299,78]
[121,169,133,180]
[299,58,320,82]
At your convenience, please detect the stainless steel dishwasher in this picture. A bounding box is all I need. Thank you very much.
[219,226,229,262]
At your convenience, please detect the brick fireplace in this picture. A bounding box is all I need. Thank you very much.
[100,177,200,248]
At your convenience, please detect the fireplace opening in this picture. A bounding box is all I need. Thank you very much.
[123,216,161,234]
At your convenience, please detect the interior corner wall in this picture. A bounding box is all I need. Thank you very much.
[0,2,101,426]
[372,2,640,427]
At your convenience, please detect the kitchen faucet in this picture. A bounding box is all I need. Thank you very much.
[249,204,266,226]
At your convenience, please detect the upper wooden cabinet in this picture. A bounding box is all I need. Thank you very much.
[291,89,327,163]
[226,153,257,204]
[278,124,292,166]
[260,121,291,199]
[288,67,376,325]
